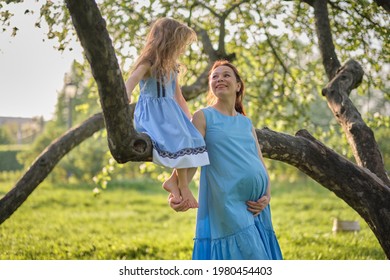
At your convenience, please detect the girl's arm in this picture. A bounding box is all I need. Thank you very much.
[174,78,192,119]
[125,63,150,103]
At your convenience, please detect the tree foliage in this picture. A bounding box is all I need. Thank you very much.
[2,1,388,137]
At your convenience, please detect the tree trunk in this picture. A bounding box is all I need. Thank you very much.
[311,0,390,186]
[322,60,390,186]
[65,0,152,163]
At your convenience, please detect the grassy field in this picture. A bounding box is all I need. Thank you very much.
[0,177,386,260]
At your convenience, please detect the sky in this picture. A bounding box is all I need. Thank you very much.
[0,2,83,120]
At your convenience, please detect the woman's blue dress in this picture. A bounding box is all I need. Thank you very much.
[192,107,283,260]
[134,73,209,168]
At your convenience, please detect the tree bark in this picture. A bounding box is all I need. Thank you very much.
[312,0,341,79]
[257,127,390,258]
[311,0,390,186]
[65,0,152,163]
[322,60,390,185]
[0,113,105,224]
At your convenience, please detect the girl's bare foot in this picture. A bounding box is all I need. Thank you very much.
[162,173,181,202]
[179,186,198,208]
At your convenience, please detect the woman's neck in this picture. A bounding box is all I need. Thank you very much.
[213,100,237,116]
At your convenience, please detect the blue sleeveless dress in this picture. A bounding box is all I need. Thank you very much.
[192,107,282,260]
[134,73,209,168]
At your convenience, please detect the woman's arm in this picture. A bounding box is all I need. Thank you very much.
[252,126,270,195]
[191,109,206,137]
[125,63,150,103]
[174,78,192,119]
[247,126,271,216]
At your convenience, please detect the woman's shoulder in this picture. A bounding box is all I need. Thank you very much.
[238,113,254,127]
[197,107,220,126]
[198,106,214,117]
[193,108,207,119]
[200,106,213,113]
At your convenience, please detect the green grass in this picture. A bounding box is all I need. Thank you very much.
[270,178,386,260]
[0,178,386,260]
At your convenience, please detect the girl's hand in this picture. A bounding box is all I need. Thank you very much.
[246,195,270,216]
[168,193,191,212]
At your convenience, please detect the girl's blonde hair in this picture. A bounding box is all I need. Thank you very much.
[132,18,197,80]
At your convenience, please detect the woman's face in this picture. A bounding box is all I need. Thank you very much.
[209,65,240,100]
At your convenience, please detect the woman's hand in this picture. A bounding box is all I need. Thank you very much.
[168,193,191,212]
[246,194,270,216]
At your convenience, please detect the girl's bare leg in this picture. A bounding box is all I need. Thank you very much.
[163,168,198,207]
[162,170,180,201]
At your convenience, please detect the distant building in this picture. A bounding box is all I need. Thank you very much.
[0,116,45,144]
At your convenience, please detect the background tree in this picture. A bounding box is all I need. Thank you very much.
[0,127,12,145]
[0,0,389,257]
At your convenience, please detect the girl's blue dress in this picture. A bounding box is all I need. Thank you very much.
[134,73,209,168]
[192,107,283,260]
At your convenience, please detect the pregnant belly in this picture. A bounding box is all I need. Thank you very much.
[209,169,268,238]
[236,165,268,201]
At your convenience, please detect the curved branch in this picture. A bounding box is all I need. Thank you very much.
[312,0,341,80]
[195,27,219,61]
[0,113,105,225]
[65,0,152,163]
[218,0,250,58]
[183,0,250,100]
[265,33,295,82]
[322,59,390,185]
[181,63,211,101]
[181,28,215,100]
[311,1,389,184]
[257,127,390,258]
[193,0,220,17]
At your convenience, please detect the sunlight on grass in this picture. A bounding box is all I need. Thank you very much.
[0,178,386,260]
[270,179,385,260]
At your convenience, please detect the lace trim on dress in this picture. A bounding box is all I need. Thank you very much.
[152,141,207,159]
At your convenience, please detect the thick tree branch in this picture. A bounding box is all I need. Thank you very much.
[181,64,211,101]
[257,127,390,258]
[195,27,219,61]
[312,0,341,80]
[309,0,389,184]
[0,113,105,225]
[322,60,390,185]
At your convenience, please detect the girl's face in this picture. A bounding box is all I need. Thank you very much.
[209,66,241,100]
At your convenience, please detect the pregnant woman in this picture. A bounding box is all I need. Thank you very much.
[170,60,283,260]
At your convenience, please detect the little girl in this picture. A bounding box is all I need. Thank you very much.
[125,18,209,208]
